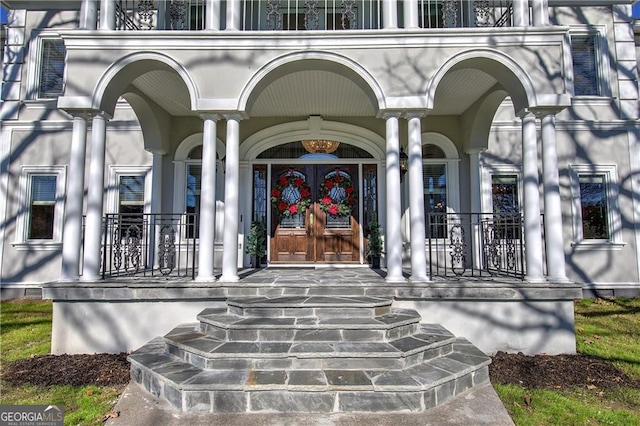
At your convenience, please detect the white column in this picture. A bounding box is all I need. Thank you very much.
[197,114,219,281]
[406,113,429,282]
[512,0,529,27]
[149,150,164,269]
[382,0,398,29]
[531,0,549,26]
[225,0,241,30]
[80,0,98,29]
[206,0,221,30]
[521,112,544,282]
[384,113,406,282]
[539,112,569,282]
[468,149,484,269]
[99,0,116,30]
[81,112,109,281]
[221,115,241,282]
[61,113,89,281]
[404,0,419,29]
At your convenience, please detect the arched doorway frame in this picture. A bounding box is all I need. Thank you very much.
[241,120,386,266]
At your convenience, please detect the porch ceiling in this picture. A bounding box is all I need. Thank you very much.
[129,68,499,117]
[433,69,499,115]
[131,71,192,116]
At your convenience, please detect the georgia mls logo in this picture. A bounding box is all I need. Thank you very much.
[43,406,63,419]
[0,404,64,426]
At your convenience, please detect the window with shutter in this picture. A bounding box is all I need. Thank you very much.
[571,34,599,96]
[39,39,66,98]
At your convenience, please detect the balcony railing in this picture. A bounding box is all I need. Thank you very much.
[113,0,513,31]
[101,213,198,279]
[98,211,526,280]
[427,212,525,279]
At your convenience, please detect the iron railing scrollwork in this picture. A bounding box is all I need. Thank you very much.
[102,213,197,279]
[428,212,525,279]
[111,0,514,31]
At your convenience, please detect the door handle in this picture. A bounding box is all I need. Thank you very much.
[309,212,314,237]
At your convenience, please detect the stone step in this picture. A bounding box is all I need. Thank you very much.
[196,307,421,341]
[128,337,491,413]
[163,323,458,370]
[226,296,393,318]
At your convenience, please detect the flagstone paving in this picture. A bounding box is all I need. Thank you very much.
[129,293,491,412]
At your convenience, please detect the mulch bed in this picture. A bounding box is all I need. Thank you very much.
[2,353,130,387]
[2,351,639,390]
[490,351,640,390]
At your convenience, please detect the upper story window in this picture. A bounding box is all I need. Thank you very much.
[569,29,610,98]
[38,39,66,99]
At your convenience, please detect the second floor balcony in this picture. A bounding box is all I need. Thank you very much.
[108,0,517,32]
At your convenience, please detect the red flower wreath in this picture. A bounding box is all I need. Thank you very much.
[271,170,312,217]
[319,169,357,216]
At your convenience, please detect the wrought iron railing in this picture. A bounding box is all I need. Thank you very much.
[112,0,513,31]
[427,212,525,279]
[418,0,512,28]
[101,213,197,279]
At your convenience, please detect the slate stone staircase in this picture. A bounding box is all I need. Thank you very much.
[129,296,491,412]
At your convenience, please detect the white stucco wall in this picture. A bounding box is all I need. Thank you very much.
[51,300,226,354]
[394,300,577,355]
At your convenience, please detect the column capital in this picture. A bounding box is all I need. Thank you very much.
[530,107,563,119]
[381,111,402,120]
[93,110,113,121]
[200,113,222,122]
[517,109,536,120]
[63,108,112,121]
[223,112,244,122]
[62,109,96,121]
[404,111,426,120]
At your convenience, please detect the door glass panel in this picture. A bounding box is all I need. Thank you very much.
[252,165,267,224]
[271,169,311,228]
[319,168,356,229]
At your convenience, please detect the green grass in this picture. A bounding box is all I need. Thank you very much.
[0,300,124,426]
[494,297,640,426]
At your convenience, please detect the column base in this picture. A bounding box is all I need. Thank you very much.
[219,274,240,283]
[547,276,572,284]
[58,275,79,283]
[80,274,101,282]
[385,275,407,283]
[409,275,430,283]
[195,275,217,283]
[524,275,547,283]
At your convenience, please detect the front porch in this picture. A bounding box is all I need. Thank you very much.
[44,266,582,355]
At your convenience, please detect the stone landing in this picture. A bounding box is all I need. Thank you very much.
[129,296,491,413]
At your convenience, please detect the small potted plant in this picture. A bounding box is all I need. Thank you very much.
[246,220,267,268]
[366,222,383,269]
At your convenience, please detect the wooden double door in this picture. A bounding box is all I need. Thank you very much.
[270,164,360,263]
